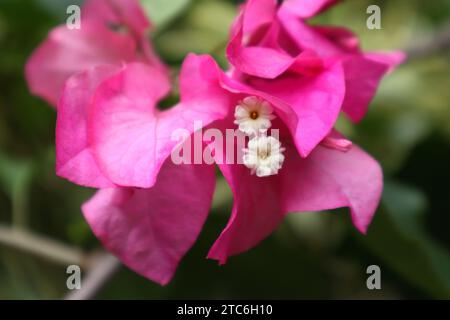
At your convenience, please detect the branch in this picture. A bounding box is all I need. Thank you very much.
[0,224,86,267]
[64,252,121,300]
[0,224,121,300]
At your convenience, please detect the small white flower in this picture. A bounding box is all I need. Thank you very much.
[234,96,276,136]
[243,135,285,177]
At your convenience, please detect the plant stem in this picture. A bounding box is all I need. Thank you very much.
[0,224,86,267]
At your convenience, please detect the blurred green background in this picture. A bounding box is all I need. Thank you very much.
[0,0,449,299]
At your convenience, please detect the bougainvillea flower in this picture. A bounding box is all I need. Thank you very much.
[25,0,164,107]
[228,0,348,158]
[182,54,382,263]
[228,0,405,143]
[48,0,402,285]
[55,60,227,188]
[75,54,382,283]
[83,161,216,285]
[56,58,230,284]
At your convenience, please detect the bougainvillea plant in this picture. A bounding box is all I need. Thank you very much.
[26,0,404,285]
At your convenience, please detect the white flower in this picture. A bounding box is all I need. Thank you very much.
[234,96,275,136]
[243,135,285,177]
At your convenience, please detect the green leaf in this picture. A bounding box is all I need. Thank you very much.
[141,0,192,29]
[362,181,450,298]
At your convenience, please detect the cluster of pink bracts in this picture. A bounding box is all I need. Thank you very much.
[26,0,404,285]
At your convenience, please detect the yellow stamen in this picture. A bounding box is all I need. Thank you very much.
[250,111,259,120]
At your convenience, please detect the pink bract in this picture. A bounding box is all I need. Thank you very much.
[83,160,216,285]
[182,54,383,263]
[75,54,383,283]
[56,61,227,188]
[227,0,405,128]
[25,0,165,107]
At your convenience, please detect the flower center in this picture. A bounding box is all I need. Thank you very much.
[234,96,285,177]
[250,111,259,120]
[234,96,275,136]
[243,136,285,177]
[258,147,269,159]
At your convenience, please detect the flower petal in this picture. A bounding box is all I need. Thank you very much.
[179,54,233,117]
[89,63,169,188]
[56,64,120,188]
[207,136,283,264]
[281,142,383,234]
[281,0,339,18]
[340,55,394,122]
[313,25,360,53]
[228,9,324,79]
[278,12,405,123]
[227,38,298,79]
[249,61,346,157]
[208,135,382,263]
[91,60,228,188]
[240,0,277,36]
[227,1,293,79]
[182,54,302,146]
[365,51,406,73]
[82,0,151,36]
[279,10,343,57]
[25,23,137,106]
[83,160,216,285]
[182,54,312,160]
